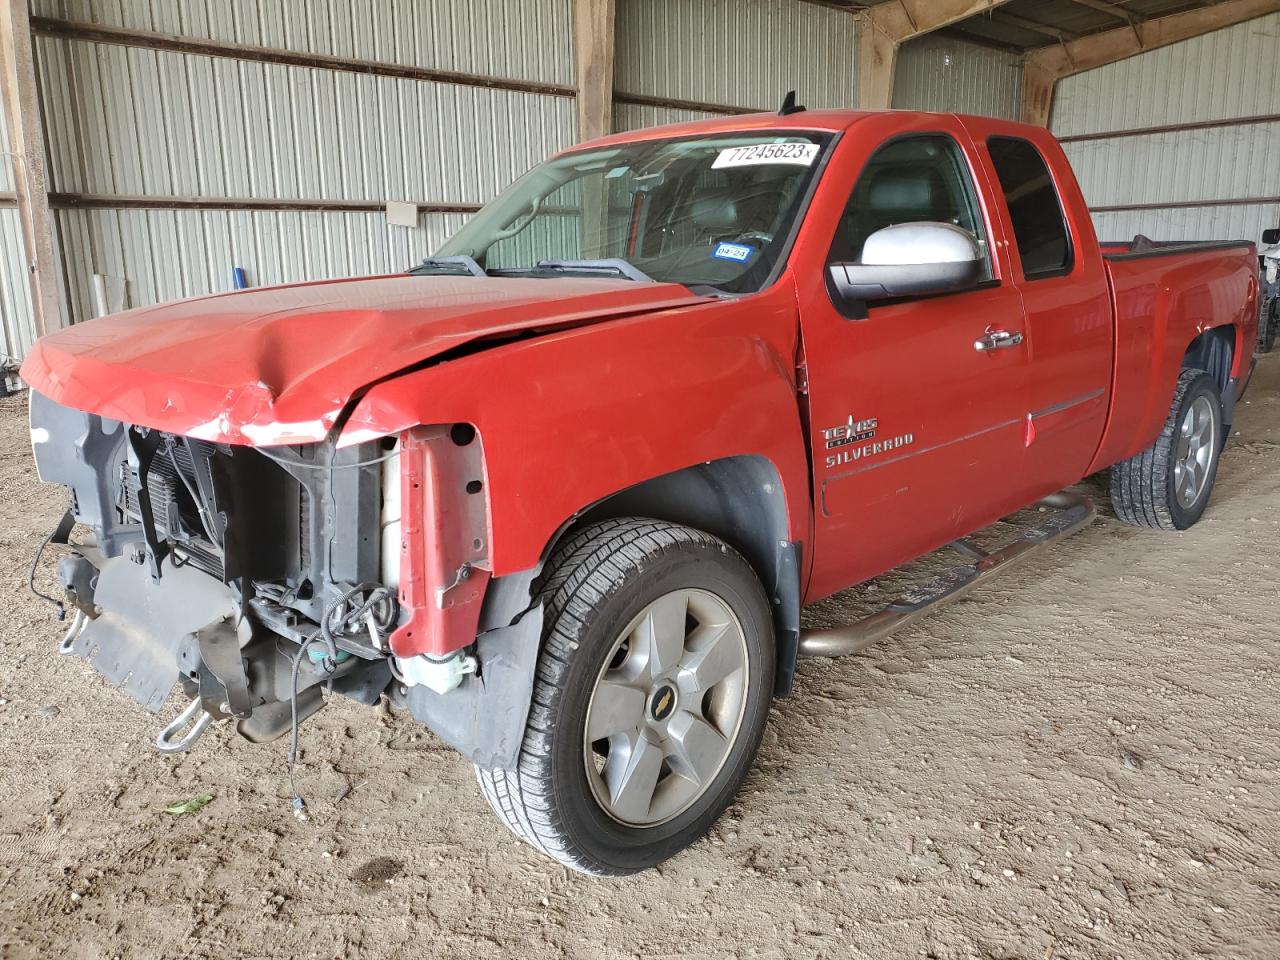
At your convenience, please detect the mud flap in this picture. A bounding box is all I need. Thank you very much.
[405,605,543,770]
[71,555,243,713]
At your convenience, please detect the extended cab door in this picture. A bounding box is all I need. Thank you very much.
[963,121,1113,493]
[793,116,1035,602]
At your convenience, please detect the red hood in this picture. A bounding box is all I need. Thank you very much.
[21,274,710,445]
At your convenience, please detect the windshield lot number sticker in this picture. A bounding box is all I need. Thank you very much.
[713,242,756,263]
[713,143,819,168]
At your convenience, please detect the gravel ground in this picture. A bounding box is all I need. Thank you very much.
[1,357,1279,960]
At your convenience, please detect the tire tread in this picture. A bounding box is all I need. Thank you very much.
[1110,367,1220,531]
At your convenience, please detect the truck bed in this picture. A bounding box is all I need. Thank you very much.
[1088,239,1258,472]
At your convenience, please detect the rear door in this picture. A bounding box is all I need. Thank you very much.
[793,116,1034,601]
[964,121,1112,493]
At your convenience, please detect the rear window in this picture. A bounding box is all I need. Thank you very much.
[987,137,1072,279]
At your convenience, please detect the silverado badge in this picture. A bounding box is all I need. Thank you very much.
[822,414,914,469]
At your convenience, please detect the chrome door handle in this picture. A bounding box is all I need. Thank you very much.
[974,328,1024,352]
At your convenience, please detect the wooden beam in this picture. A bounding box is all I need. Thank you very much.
[857,0,1014,108]
[573,0,616,142]
[1029,0,1280,79]
[1022,0,1280,125]
[1021,61,1058,127]
[1,0,62,336]
[857,16,900,110]
[32,17,576,99]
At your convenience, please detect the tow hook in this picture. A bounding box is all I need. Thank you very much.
[154,697,216,753]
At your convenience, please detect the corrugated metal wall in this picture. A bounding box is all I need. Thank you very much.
[613,0,859,130]
[0,104,36,366]
[31,0,575,86]
[54,209,471,329]
[892,35,1022,119]
[30,0,577,326]
[1053,12,1280,244]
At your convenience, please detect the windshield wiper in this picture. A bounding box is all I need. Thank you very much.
[408,255,487,278]
[528,259,656,283]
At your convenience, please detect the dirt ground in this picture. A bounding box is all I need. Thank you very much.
[1,359,1278,960]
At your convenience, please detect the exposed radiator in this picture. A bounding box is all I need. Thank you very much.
[120,440,224,580]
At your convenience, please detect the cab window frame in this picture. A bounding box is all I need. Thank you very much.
[825,130,997,293]
[985,135,1075,282]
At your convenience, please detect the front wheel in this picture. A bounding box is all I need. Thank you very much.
[477,518,774,876]
[1110,367,1224,530]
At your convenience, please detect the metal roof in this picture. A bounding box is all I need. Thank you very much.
[817,0,1247,53]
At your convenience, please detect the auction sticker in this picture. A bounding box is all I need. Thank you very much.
[712,142,819,169]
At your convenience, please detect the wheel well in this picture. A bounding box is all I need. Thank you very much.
[571,456,802,696]
[1183,326,1234,396]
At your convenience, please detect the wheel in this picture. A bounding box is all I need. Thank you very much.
[476,518,774,875]
[1110,367,1223,531]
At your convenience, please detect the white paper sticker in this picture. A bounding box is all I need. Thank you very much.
[712,142,819,169]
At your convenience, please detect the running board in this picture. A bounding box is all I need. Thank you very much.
[797,491,1095,659]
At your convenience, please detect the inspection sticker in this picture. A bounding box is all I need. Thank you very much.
[712,142,819,169]
[712,241,756,263]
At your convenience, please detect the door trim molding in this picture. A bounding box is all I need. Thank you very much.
[819,416,1023,516]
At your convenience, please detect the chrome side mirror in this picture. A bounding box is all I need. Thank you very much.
[828,222,983,316]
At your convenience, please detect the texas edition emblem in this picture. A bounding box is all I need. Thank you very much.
[821,413,914,469]
[822,414,879,449]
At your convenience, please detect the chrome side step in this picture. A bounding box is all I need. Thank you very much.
[797,491,1095,659]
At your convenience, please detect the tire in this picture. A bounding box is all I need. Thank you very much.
[476,518,774,876]
[1110,367,1224,531]
[1260,297,1278,354]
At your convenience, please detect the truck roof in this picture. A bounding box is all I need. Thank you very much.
[567,108,1044,155]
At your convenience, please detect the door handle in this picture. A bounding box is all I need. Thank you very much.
[973,328,1024,352]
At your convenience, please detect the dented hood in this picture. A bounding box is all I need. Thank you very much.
[22,274,710,445]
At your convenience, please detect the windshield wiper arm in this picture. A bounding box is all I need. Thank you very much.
[533,259,655,283]
[408,255,487,278]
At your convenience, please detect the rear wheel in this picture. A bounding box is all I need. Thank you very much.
[476,518,774,876]
[1260,297,1278,354]
[1110,367,1223,530]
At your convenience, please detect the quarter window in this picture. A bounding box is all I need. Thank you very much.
[987,137,1072,278]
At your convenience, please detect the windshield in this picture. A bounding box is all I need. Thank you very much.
[432,132,833,294]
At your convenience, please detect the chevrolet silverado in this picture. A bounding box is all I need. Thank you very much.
[22,106,1258,875]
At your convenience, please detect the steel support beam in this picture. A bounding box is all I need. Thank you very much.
[1022,0,1280,126]
[573,0,616,142]
[1,0,62,336]
[857,0,1013,109]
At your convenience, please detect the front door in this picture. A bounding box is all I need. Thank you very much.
[797,125,1034,601]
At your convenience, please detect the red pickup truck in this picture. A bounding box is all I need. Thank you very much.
[23,108,1258,876]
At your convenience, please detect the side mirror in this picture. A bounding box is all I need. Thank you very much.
[1263,228,1280,245]
[827,222,983,315]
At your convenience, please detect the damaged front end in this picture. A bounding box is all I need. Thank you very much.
[30,391,541,766]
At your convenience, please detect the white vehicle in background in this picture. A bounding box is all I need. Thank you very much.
[1260,226,1279,353]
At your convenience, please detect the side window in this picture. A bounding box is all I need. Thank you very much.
[830,134,991,279]
[987,137,1072,279]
